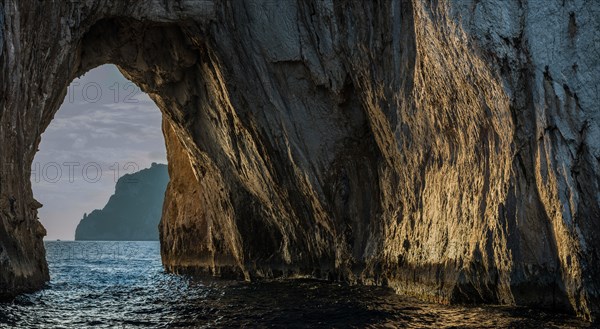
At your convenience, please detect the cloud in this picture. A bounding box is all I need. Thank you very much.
[72,137,88,149]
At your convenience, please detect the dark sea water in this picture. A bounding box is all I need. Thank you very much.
[0,241,593,328]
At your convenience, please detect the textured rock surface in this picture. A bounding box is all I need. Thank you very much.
[75,163,169,241]
[0,0,598,320]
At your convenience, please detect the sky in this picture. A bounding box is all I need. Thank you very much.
[32,65,167,240]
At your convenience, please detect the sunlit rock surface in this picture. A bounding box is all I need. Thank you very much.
[0,0,598,319]
[75,163,169,241]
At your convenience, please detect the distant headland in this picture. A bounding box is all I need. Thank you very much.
[75,163,169,241]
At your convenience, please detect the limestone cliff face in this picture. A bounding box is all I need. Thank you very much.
[0,0,599,319]
[75,163,169,241]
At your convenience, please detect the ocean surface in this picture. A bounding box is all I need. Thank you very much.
[0,241,592,328]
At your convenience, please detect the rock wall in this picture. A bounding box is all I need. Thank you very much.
[0,0,598,320]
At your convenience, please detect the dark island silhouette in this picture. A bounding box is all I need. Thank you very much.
[75,163,169,241]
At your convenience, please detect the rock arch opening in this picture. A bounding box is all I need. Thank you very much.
[73,17,251,277]
[32,64,168,241]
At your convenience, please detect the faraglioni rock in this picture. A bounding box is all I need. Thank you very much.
[0,0,599,320]
[75,163,169,241]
